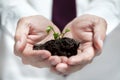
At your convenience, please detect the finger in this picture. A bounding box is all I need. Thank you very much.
[93,19,107,54]
[52,56,68,74]
[14,18,30,56]
[14,18,30,41]
[22,50,51,65]
[50,67,63,75]
[35,50,51,59]
[22,49,52,67]
[60,56,68,63]
[55,63,68,73]
[27,33,46,44]
[49,56,61,66]
[29,59,51,68]
[67,50,82,65]
[29,50,51,60]
[68,20,93,42]
[60,63,86,75]
[94,34,103,54]
[68,46,95,66]
[14,34,27,56]
[33,59,51,68]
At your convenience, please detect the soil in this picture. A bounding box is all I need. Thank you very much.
[33,37,80,57]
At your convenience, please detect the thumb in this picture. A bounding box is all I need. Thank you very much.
[14,34,27,56]
[93,22,107,55]
[94,34,104,53]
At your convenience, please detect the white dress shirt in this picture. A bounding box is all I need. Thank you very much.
[0,0,120,80]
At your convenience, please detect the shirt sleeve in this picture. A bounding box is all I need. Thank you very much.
[83,0,120,35]
[0,0,39,17]
[0,0,39,37]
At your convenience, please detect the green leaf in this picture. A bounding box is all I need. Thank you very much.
[60,28,70,38]
[53,33,59,39]
[46,26,52,33]
[46,26,70,39]
[65,28,70,33]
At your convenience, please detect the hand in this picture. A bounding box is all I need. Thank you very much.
[52,14,107,75]
[14,15,61,68]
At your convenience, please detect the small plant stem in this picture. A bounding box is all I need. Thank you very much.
[60,28,70,38]
[46,26,70,40]
[60,32,65,38]
[51,27,56,33]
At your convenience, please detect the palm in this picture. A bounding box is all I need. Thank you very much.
[14,15,61,68]
[53,18,97,75]
[54,14,107,75]
[65,21,96,65]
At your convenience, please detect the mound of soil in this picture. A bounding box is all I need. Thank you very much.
[33,37,80,57]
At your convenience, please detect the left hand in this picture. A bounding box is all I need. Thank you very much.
[14,15,61,68]
[51,14,107,75]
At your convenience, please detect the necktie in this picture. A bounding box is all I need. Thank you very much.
[52,0,76,31]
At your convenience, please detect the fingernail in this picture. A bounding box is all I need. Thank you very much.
[16,41,22,52]
[98,36,103,48]
[56,63,67,73]
[51,60,57,65]
[41,55,48,59]
[17,41,21,45]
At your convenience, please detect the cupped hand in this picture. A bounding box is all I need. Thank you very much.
[52,14,107,75]
[14,15,61,68]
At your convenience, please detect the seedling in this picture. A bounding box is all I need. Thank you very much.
[46,26,70,39]
[33,26,80,57]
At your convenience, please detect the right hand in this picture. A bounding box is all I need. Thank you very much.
[51,14,107,75]
[14,15,61,68]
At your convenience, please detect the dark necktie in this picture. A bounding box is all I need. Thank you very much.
[52,0,76,31]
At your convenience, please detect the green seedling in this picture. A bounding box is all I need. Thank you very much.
[46,26,70,40]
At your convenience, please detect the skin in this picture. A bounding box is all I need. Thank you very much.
[14,14,107,75]
[51,14,107,75]
[14,15,62,68]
